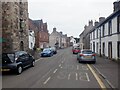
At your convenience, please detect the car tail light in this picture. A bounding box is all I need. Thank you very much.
[15,57,18,61]
[92,54,96,56]
[80,54,84,56]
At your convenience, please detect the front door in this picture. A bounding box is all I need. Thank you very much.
[103,43,105,56]
[108,42,112,59]
[118,41,120,59]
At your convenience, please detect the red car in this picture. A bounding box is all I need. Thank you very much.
[72,47,81,54]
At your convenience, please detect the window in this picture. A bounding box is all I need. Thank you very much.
[102,25,105,37]
[117,15,120,33]
[108,20,112,35]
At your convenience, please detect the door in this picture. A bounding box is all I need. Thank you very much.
[26,54,33,65]
[108,42,112,59]
[102,43,105,56]
[17,54,27,67]
[118,41,120,59]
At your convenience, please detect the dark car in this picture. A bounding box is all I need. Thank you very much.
[50,47,57,54]
[1,51,35,74]
[77,49,96,64]
[41,48,53,57]
[72,47,81,54]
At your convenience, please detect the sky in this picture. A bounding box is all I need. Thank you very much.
[28,0,116,38]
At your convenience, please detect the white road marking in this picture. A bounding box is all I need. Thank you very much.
[61,61,64,63]
[85,73,90,81]
[59,64,62,67]
[60,67,63,68]
[68,74,71,80]
[77,65,79,70]
[42,69,53,78]
[76,73,78,80]
[43,77,51,84]
[53,69,58,73]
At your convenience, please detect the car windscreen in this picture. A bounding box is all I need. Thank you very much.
[82,50,93,54]
[15,51,26,58]
[2,53,15,64]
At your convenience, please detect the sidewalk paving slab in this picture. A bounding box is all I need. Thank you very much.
[94,56,119,88]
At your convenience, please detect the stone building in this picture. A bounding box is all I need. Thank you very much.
[49,27,63,49]
[2,0,29,53]
[79,20,94,49]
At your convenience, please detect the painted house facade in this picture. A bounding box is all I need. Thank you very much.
[28,30,35,50]
[90,9,120,60]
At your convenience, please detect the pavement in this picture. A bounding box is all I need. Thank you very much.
[93,55,119,89]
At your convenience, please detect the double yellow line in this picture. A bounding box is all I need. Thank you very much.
[87,64,107,90]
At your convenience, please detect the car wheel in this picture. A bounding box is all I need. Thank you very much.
[31,61,35,67]
[93,61,96,64]
[79,60,81,63]
[77,57,79,60]
[17,66,22,74]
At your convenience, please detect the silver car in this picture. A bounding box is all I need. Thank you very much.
[77,49,96,64]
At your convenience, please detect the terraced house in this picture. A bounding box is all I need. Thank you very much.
[90,1,120,61]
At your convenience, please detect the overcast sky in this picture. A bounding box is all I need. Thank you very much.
[28,0,116,38]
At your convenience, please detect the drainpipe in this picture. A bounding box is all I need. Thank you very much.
[99,28,102,57]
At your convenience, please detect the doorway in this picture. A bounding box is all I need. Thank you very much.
[102,42,105,56]
[20,41,24,51]
[117,41,120,59]
[108,42,112,59]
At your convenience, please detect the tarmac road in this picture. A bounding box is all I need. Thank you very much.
[2,47,117,89]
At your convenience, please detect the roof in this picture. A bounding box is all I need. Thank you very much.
[89,9,120,33]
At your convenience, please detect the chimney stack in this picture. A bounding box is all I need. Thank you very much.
[89,20,93,26]
[94,21,99,26]
[99,17,105,22]
[53,27,56,32]
[60,31,63,35]
[113,0,120,12]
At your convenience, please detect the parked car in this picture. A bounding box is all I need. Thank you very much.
[50,47,57,54]
[72,47,81,54]
[1,51,35,74]
[41,48,53,57]
[77,49,96,64]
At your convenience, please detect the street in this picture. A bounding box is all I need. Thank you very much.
[2,47,117,88]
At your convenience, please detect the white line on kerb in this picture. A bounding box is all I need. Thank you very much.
[59,64,61,67]
[85,73,90,81]
[53,69,58,73]
[43,77,51,84]
[76,73,78,80]
[68,74,71,80]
